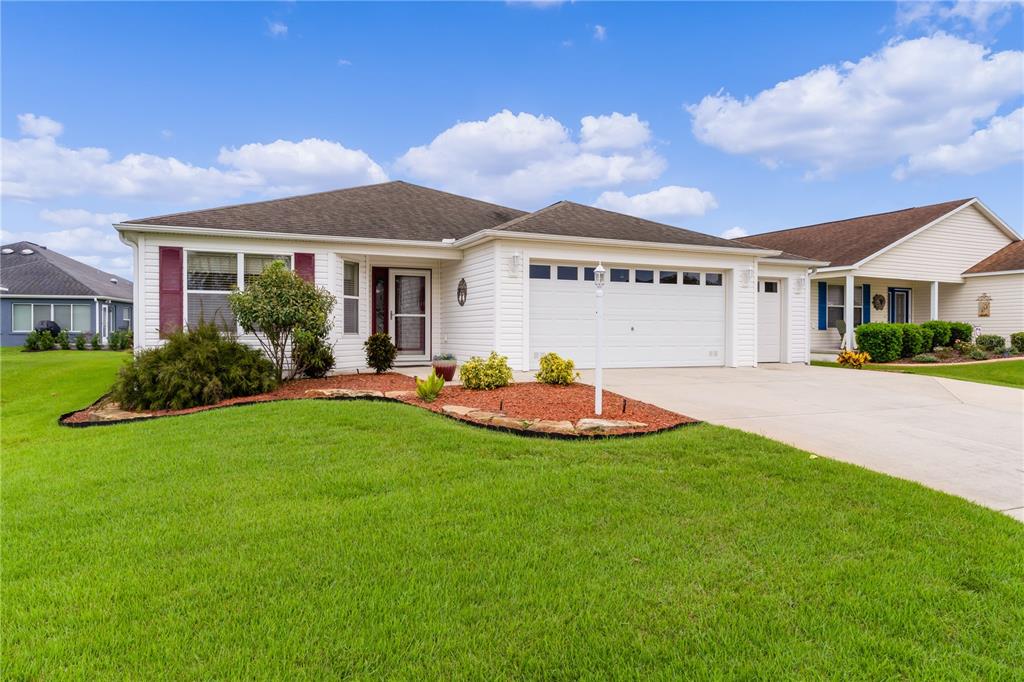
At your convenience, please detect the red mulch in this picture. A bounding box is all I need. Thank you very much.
[63,373,694,435]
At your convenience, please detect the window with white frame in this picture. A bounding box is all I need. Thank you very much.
[826,284,862,329]
[12,303,91,332]
[185,251,291,331]
[342,261,359,334]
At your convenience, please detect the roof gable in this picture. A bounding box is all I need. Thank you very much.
[964,239,1024,274]
[0,241,133,298]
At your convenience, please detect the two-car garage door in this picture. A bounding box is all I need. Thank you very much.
[529,263,726,369]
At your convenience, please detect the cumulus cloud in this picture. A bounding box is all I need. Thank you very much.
[267,20,288,37]
[0,208,134,278]
[396,109,664,204]
[895,106,1024,178]
[720,226,749,239]
[593,24,607,41]
[593,185,717,219]
[896,1,1019,33]
[1,115,388,203]
[18,113,63,138]
[688,34,1023,177]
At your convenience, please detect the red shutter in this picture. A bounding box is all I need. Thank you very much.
[159,247,183,338]
[295,253,315,283]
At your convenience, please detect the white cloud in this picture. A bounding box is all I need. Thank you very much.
[720,226,748,239]
[593,185,717,219]
[593,24,607,41]
[580,112,651,150]
[39,208,130,227]
[1,208,135,278]
[688,34,1023,177]
[337,58,353,66]
[396,109,664,204]
[267,20,288,37]
[18,113,63,138]
[1,115,388,202]
[897,1,1019,33]
[896,106,1023,178]
[161,129,174,139]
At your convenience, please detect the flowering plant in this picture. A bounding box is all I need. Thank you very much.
[836,349,871,369]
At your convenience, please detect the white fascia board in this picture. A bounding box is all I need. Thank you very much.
[969,199,1021,240]
[0,294,133,302]
[455,229,781,258]
[761,257,830,267]
[810,265,857,275]
[962,269,1024,278]
[114,223,463,260]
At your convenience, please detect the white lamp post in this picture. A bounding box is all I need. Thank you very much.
[593,262,606,415]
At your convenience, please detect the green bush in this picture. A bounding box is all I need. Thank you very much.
[920,320,951,348]
[1011,332,1024,354]
[56,329,71,350]
[23,330,40,351]
[75,333,88,350]
[91,332,103,350]
[415,372,445,402]
[918,326,934,354]
[108,330,134,351]
[293,329,335,378]
[911,353,939,363]
[363,332,397,374]
[948,322,973,345]
[459,352,514,390]
[895,324,927,358]
[975,334,1005,353]
[854,323,903,363]
[535,352,578,385]
[968,348,989,361]
[36,331,56,351]
[111,322,278,411]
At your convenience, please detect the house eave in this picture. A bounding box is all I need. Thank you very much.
[455,229,781,258]
[962,269,1024,278]
[0,293,133,303]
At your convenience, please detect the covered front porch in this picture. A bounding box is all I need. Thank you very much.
[810,274,943,355]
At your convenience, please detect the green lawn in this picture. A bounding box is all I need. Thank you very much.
[812,358,1024,388]
[3,349,1023,678]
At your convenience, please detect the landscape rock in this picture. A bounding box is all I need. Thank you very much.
[305,388,384,398]
[385,390,415,399]
[441,404,478,416]
[526,420,576,435]
[575,418,647,432]
[465,410,506,422]
[490,416,536,430]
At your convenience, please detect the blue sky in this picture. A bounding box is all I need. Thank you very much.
[2,1,1022,277]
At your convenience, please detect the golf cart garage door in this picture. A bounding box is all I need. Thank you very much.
[528,262,726,369]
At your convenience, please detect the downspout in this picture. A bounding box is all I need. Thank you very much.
[118,230,141,349]
[93,297,100,342]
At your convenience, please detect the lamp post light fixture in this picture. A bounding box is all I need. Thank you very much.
[593,262,606,415]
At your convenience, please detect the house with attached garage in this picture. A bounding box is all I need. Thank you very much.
[0,241,133,347]
[114,181,824,370]
[739,198,1022,354]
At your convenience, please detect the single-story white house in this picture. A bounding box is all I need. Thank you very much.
[739,198,1023,352]
[114,183,1020,371]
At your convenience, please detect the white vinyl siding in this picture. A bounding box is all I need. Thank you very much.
[940,274,1024,343]
[439,242,496,363]
[759,263,812,363]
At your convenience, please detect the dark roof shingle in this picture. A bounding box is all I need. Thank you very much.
[124,181,526,241]
[738,199,973,266]
[0,242,133,299]
[963,239,1024,274]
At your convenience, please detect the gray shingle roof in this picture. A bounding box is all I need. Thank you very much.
[124,181,527,241]
[0,242,133,299]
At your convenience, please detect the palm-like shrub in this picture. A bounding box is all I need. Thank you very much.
[364,333,397,373]
[415,372,445,402]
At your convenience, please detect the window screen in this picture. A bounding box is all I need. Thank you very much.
[53,304,73,330]
[342,261,359,334]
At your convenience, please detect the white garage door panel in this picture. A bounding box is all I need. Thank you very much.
[530,273,725,369]
[757,280,781,363]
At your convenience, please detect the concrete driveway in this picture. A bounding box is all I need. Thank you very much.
[575,364,1024,520]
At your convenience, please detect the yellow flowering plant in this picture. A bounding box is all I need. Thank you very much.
[836,349,871,369]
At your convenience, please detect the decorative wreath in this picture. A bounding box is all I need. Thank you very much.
[872,293,886,311]
[457,278,468,307]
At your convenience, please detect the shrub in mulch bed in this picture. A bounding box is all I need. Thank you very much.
[61,372,696,437]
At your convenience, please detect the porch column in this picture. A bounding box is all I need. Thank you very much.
[844,273,856,349]
[930,281,939,320]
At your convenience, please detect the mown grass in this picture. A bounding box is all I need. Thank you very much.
[812,358,1024,388]
[3,348,1023,678]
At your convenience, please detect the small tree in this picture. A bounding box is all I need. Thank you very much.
[229,261,336,381]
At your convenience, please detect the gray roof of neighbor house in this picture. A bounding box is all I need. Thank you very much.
[124,181,528,241]
[963,239,1024,274]
[490,201,767,250]
[0,242,133,299]
[737,198,974,266]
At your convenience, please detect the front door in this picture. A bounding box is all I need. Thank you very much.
[388,269,430,362]
[101,304,110,343]
[890,288,911,323]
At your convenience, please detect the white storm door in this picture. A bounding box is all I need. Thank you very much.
[388,269,430,362]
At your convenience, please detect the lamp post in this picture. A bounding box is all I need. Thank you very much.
[593,262,606,415]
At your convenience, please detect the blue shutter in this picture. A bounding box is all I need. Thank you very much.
[862,284,871,323]
[817,282,827,330]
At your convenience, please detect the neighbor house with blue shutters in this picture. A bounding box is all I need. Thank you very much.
[740,198,1023,355]
[0,241,133,347]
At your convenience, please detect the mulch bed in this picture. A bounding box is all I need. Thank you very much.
[886,353,1021,365]
[61,372,696,437]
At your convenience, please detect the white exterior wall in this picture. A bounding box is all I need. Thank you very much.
[940,273,1024,342]
[495,242,526,369]
[856,205,1014,282]
[438,242,496,363]
[759,263,812,363]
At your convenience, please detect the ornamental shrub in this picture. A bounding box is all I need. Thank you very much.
[920,320,951,348]
[895,324,926,358]
[364,332,397,373]
[108,329,134,351]
[836,349,871,369]
[1011,332,1024,354]
[535,352,578,385]
[854,323,903,363]
[91,332,103,350]
[75,333,88,350]
[968,348,989,361]
[415,372,445,402]
[460,352,514,390]
[57,329,71,350]
[111,322,277,411]
[918,326,934,354]
[37,331,56,351]
[976,334,1006,353]
[23,330,40,351]
[948,322,973,345]
[912,353,939,363]
[293,328,335,378]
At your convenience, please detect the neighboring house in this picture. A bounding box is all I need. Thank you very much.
[739,198,1022,352]
[0,241,133,347]
[115,181,824,370]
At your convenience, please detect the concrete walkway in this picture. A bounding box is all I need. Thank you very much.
[572,364,1024,520]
